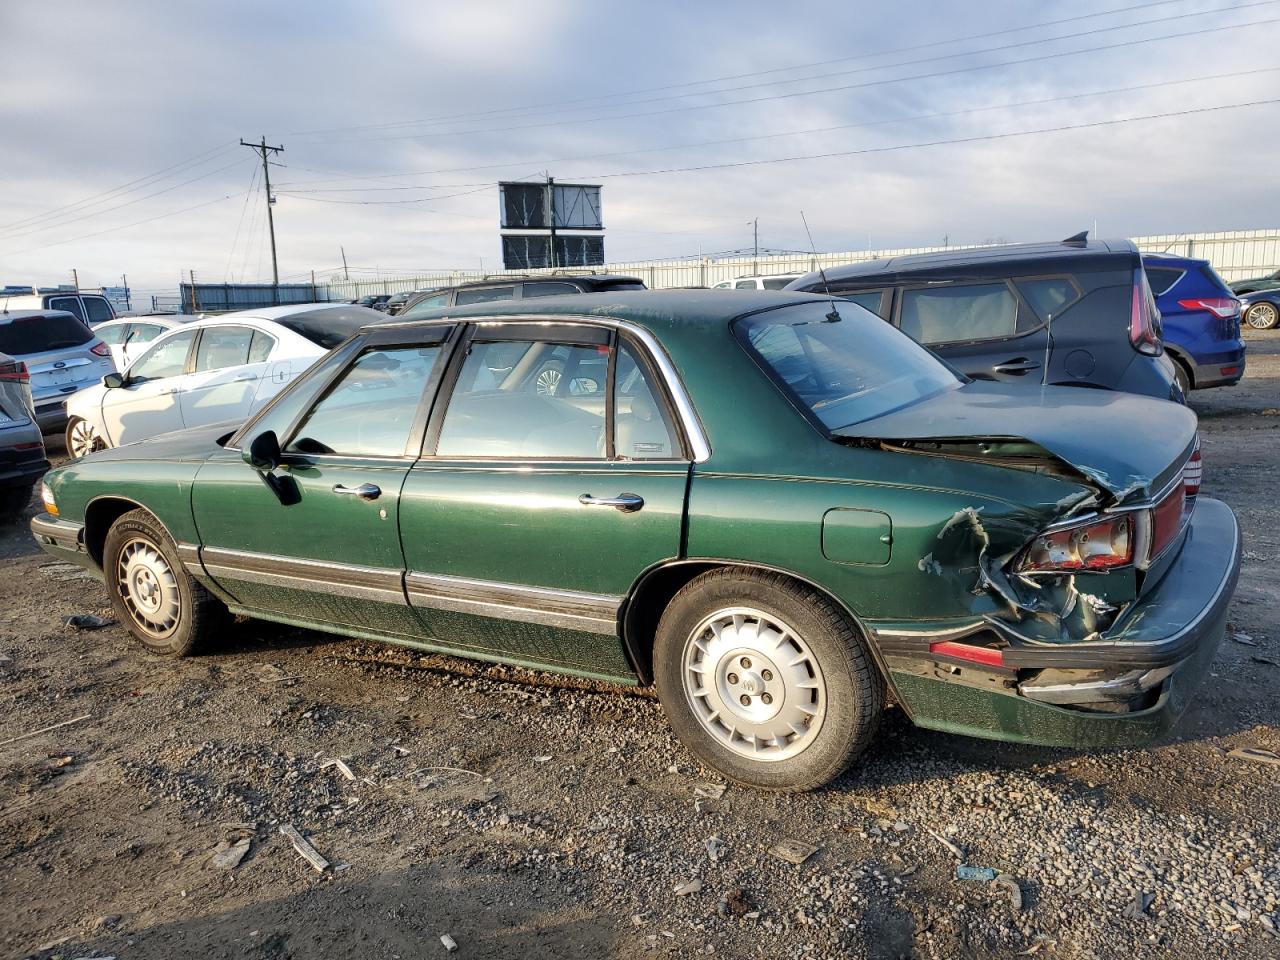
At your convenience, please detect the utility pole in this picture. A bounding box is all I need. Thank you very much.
[752,218,758,274]
[71,268,79,291]
[546,175,558,270]
[241,136,284,298]
[189,270,199,314]
[340,246,350,280]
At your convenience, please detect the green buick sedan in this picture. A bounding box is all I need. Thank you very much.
[32,291,1241,790]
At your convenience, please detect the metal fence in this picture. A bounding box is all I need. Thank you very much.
[176,282,321,314]
[305,229,1278,302]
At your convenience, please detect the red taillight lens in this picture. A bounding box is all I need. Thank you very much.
[1183,442,1202,498]
[1149,483,1187,561]
[1177,297,1240,319]
[1130,270,1163,356]
[0,360,30,382]
[1017,514,1135,573]
[89,341,111,357]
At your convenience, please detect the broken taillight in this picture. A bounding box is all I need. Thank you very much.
[0,360,30,382]
[1016,514,1135,573]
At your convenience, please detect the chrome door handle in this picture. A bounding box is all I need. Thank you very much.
[579,492,644,512]
[991,358,1042,374]
[333,483,381,500]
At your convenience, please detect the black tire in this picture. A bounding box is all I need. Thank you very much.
[103,508,229,656]
[1245,301,1279,330]
[1172,359,1191,397]
[653,567,884,792]
[0,483,33,524]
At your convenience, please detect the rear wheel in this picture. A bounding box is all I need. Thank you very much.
[1245,301,1279,330]
[65,417,106,458]
[653,568,883,791]
[1172,359,1192,396]
[103,508,228,656]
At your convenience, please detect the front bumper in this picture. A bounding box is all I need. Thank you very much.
[30,514,101,576]
[880,497,1241,748]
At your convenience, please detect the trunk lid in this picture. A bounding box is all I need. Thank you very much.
[834,380,1196,503]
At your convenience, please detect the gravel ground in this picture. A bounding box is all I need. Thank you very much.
[1,330,1278,960]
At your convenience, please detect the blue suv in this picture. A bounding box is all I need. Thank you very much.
[1142,253,1245,393]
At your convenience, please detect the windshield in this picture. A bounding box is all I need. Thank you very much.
[736,300,961,430]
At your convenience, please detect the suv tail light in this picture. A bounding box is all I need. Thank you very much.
[1177,297,1240,319]
[89,341,112,358]
[0,359,30,382]
[1129,268,1163,356]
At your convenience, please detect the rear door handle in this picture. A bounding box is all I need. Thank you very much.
[579,492,644,512]
[992,358,1042,374]
[333,483,381,501]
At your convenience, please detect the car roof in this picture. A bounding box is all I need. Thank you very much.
[220,302,364,321]
[794,237,1138,287]
[1141,252,1209,269]
[0,308,80,323]
[366,289,834,337]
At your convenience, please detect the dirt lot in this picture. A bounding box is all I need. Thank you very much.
[2,332,1278,960]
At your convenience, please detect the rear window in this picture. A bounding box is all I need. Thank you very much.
[521,281,580,298]
[592,280,646,292]
[736,301,960,430]
[762,277,795,290]
[1145,267,1185,297]
[276,306,381,349]
[0,312,94,355]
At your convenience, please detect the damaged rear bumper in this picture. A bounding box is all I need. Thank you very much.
[876,497,1241,748]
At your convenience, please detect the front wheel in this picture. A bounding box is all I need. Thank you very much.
[1245,301,1279,330]
[653,568,884,791]
[103,508,228,656]
[65,417,106,458]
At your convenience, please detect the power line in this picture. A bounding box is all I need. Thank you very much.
[223,165,261,282]
[273,66,1280,193]
[0,142,238,234]
[287,0,1204,137]
[0,190,250,258]
[566,97,1280,182]
[0,157,252,242]
[296,2,1280,144]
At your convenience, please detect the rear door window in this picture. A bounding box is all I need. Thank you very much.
[1144,267,1184,297]
[0,312,93,355]
[82,296,115,324]
[735,280,758,289]
[194,326,257,372]
[455,286,515,305]
[1015,277,1081,321]
[96,323,129,345]
[520,281,579,298]
[47,296,86,321]
[899,282,1022,345]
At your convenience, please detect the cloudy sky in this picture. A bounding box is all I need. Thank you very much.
[1,0,1277,298]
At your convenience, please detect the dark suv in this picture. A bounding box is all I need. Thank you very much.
[787,236,1180,402]
[397,275,646,320]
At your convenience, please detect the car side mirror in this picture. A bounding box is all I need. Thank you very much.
[103,372,125,389]
[245,430,282,471]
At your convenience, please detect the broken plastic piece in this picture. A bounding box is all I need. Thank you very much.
[956,865,997,882]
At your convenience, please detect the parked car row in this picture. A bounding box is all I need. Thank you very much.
[62,303,385,457]
[0,349,48,522]
[31,288,1240,790]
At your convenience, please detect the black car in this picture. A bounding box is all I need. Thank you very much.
[397,275,646,320]
[787,235,1181,402]
[355,294,391,311]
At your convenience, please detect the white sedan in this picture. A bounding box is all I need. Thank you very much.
[90,314,193,369]
[65,304,381,456]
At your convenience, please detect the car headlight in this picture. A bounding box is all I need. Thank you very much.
[41,480,58,516]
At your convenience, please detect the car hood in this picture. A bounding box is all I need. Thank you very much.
[834,381,1196,502]
[82,420,239,464]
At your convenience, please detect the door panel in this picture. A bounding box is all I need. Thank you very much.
[101,329,197,444]
[400,460,687,679]
[191,451,419,636]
